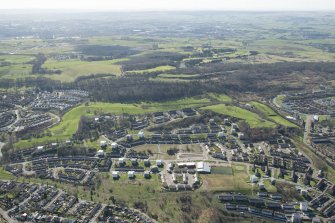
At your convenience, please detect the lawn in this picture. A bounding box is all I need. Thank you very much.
[201,104,276,128]
[42,59,122,82]
[250,101,298,128]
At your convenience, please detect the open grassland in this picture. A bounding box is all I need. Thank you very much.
[201,104,276,128]
[0,54,35,79]
[201,164,253,194]
[207,93,233,103]
[274,94,286,107]
[127,65,176,74]
[42,59,123,82]
[250,101,298,128]
[15,97,211,149]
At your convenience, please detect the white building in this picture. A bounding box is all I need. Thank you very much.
[112,171,119,179]
[37,146,44,150]
[250,175,259,183]
[144,171,150,178]
[138,131,145,139]
[194,174,199,183]
[100,141,107,147]
[291,213,301,223]
[196,162,211,173]
[217,132,225,138]
[300,202,308,212]
[97,150,104,157]
[128,171,135,178]
[156,160,163,167]
[118,158,125,165]
[111,142,118,149]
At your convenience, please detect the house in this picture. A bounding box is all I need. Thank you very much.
[223,118,229,124]
[217,132,225,138]
[138,131,145,139]
[300,189,308,196]
[131,158,138,166]
[144,159,150,166]
[151,165,159,173]
[238,133,245,140]
[291,213,301,223]
[97,150,104,158]
[311,217,321,223]
[100,141,107,147]
[156,160,163,167]
[196,162,211,173]
[168,163,174,170]
[37,146,44,151]
[118,158,125,165]
[258,182,265,190]
[172,173,177,183]
[126,134,133,142]
[300,202,308,212]
[183,174,188,184]
[143,171,150,179]
[271,193,282,200]
[250,175,259,183]
[128,171,135,179]
[111,142,118,149]
[112,171,119,179]
[194,174,199,184]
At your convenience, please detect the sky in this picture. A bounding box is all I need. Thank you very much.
[1,0,335,11]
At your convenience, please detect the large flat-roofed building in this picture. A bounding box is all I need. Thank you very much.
[196,162,211,173]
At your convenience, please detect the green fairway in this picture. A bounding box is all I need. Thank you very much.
[201,104,276,128]
[250,101,298,128]
[42,59,123,82]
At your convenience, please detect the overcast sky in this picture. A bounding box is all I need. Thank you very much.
[1,0,335,11]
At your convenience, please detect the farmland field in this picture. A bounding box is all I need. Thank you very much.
[42,59,123,82]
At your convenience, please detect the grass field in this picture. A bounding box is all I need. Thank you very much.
[201,164,252,193]
[211,166,233,175]
[42,59,123,82]
[274,95,286,107]
[127,65,176,74]
[250,101,298,128]
[207,93,233,103]
[201,104,276,128]
[15,97,211,149]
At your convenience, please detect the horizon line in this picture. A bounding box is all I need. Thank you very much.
[0,9,335,13]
